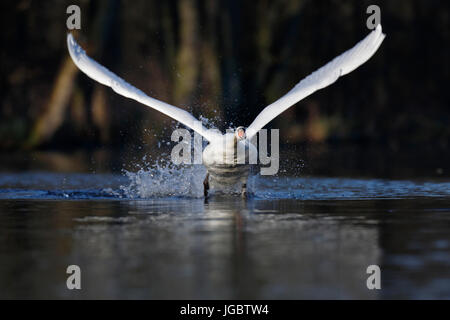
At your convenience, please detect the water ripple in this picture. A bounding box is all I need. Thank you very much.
[0,170,449,200]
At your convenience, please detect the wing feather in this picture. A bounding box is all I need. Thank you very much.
[67,34,219,142]
[246,25,385,139]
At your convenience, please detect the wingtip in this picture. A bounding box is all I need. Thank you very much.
[67,33,75,52]
[376,24,386,37]
[67,32,74,43]
[66,33,84,63]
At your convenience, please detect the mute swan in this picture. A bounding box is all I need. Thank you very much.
[67,25,385,197]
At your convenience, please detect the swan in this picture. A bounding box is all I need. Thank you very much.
[67,25,385,197]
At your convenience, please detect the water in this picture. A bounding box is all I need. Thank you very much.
[1,152,450,299]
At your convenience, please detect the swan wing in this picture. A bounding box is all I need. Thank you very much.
[67,34,220,142]
[246,25,385,139]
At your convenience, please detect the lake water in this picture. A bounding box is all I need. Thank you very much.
[0,149,449,299]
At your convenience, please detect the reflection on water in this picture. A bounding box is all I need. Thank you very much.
[0,171,449,299]
[1,171,450,200]
[0,147,449,299]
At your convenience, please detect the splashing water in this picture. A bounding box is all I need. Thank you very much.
[120,160,207,198]
[120,114,253,199]
[120,160,260,198]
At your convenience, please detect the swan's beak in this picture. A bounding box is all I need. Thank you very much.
[235,126,246,140]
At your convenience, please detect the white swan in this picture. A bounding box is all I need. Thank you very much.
[67,25,385,197]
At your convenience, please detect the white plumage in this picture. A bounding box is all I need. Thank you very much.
[246,24,385,139]
[67,25,385,196]
[67,34,221,143]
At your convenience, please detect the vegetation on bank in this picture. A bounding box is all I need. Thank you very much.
[0,0,448,150]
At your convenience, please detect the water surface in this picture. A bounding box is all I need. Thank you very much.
[1,169,449,299]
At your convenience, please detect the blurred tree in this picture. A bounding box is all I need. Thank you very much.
[0,0,448,150]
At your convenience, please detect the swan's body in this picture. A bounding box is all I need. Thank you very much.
[67,25,385,197]
[202,132,257,195]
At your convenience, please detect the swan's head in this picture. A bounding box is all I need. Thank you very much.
[235,126,246,141]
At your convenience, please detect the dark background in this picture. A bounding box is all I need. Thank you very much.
[0,0,449,176]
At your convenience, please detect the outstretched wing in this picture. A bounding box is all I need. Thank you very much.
[246,25,385,139]
[67,34,220,142]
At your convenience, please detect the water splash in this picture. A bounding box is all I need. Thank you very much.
[120,160,260,198]
[120,160,207,198]
[1,171,450,200]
